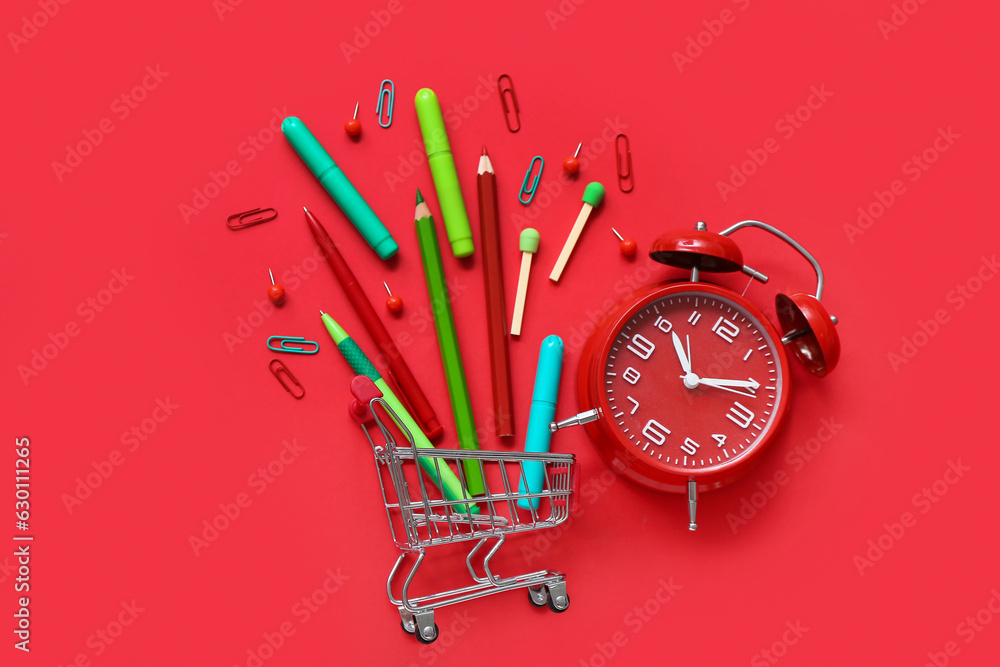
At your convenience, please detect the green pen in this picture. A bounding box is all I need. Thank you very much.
[414,88,474,258]
[320,311,477,513]
[282,116,399,260]
[413,190,485,495]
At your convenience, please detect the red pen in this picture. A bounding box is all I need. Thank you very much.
[304,206,444,440]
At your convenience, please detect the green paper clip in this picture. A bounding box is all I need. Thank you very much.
[267,336,319,354]
[519,156,544,206]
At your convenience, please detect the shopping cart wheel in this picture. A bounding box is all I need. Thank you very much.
[527,586,549,607]
[415,622,439,644]
[399,609,416,635]
[545,583,570,613]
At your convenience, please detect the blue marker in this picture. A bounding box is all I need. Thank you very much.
[517,335,564,510]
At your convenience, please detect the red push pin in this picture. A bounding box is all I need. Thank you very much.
[563,142,582,174]
[267,268,286,306]
[344,102,361,137]
[612,228,637,256]
[383,281,403,313]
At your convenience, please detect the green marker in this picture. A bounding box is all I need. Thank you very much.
[414,89,474,258]
[282,116,399,260]
[414,191,485,495]
[320,311,477,513]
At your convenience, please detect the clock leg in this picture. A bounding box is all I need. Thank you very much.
[548,408,600,433]
[688,479,698,531]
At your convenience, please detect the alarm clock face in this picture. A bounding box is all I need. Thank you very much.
[584,282,790,492]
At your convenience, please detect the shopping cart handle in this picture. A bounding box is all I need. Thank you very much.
[348,375,383,424]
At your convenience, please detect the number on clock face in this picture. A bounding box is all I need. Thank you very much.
[603,291,784,472]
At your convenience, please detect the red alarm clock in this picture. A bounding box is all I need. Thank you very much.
[553,220,840,530]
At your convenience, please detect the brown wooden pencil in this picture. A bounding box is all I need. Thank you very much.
[478,146,514,438]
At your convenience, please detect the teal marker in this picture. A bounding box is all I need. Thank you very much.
[517,335,564,510]
[282,116,399,260]
[320,311,476,513]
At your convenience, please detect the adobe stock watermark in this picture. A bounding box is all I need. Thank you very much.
[544,0,588,30]
[403,274,471,339]
[672,0,753,72]
[0,556,17,585]
[922,588,1000,667]
[472,406,513,450]
[384,76,496,193]
[51,66,169,183]
[853,459,970,576]
[179,106,288,224]
[189,439,306,556]
[521,466,621,567]
[508,117,629,231]
[339,0,410,63]
[716,84,833,202]
[223,245,327,353]
[57,600,145,665]
[406,611,477,667]
[750,620,809,666]
[726,416,844,534]
[843,126,960,243]
[212,0,245,20]
[7,0,71,54]
[234,568,349,667]
[887,254,997,372]
[877,0,931,40]
[578,578,682,667]
[563,254,669,356]
[17,267,135,386]
[61,397,180,515]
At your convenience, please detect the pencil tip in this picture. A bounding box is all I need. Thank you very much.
[415,188,424,205]
[303,206,308,213]
[482,145,488,155]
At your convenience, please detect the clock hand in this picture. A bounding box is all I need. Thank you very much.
[684,376,759,398]
[697,377,760,390]
[671,332,691,374]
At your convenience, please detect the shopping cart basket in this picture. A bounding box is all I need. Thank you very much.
[357,395,578,644]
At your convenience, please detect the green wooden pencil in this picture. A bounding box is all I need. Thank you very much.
[414,189,485,495]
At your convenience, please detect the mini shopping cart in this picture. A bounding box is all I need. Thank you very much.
[355,394,578,644]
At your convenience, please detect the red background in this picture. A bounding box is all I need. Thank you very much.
[4,0,999,665]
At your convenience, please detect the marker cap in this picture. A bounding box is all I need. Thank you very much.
[281,116,335,176]
[532,335,564,405]
[414,88,451,157]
